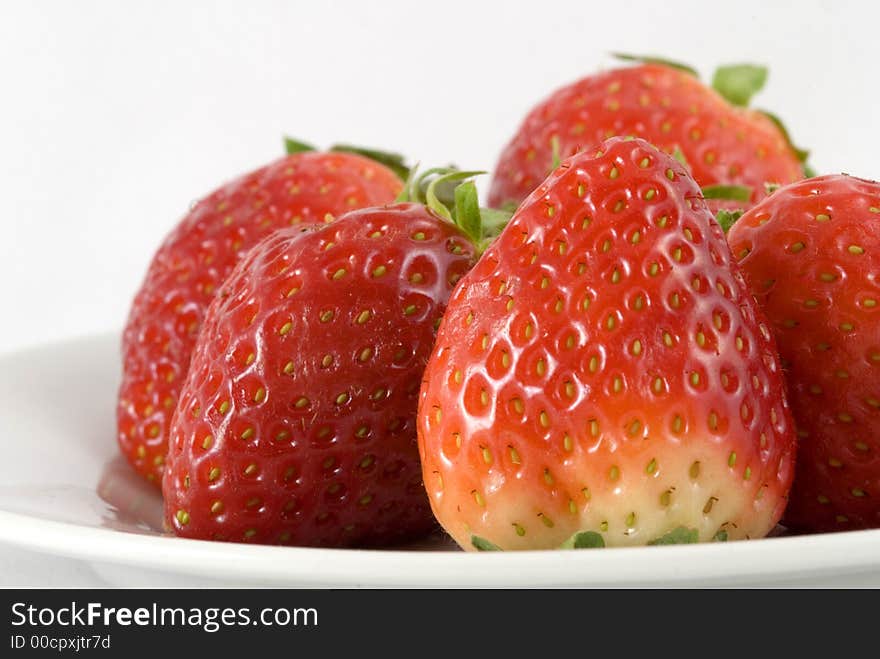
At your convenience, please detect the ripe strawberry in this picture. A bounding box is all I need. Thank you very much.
[118,148,403,485]
[163,174,501,546]
[489,59,807,213]
[726,175,880,532]
[418,137,796,550]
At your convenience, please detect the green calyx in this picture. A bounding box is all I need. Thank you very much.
[647,526,699,545]
[282,136,410,180]
[702,184,753,202]
[755,110,811,170]
[549,135,562,171]
[560,531,606,549]
[396,167,512,253]
[470,524,735,551]
[612,53,698,77]
[328,144,409,180]
[283,137,317,154]
[472,526,708,551]
[703,184,750,233]
[471,536,502,551]
[612,58,812,175]
[715,209,744,233]
[471,531,606,551]
[672,146,690,169]
[712,64,768,107]
[707,66,812,173]
[283,137,511,248]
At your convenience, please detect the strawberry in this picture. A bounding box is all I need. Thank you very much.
[162,172,504,546]
[489,58,808,214]
[418,137,796,550]
[117,146,403,485]
[726,175,880,532]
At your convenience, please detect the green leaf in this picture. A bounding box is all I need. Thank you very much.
[472,535,501,551]
[550,135,562,171]
[394,164,423,203]
[559,530,606,549]
[406,166,447,204]
[758,110,810,164]
[479,207,512,236]
[423,169,462,209]
[476,207,513,254]
[572,531,606,549]
[647,526,699,545]
[453,181,483,244]
[713,529,729,542]
[712,64,768,107]
[424,169,485,222]
[715,209,744,233]
[702,184,752,202]
[671,146,690,169]
[330,143,410,181]
[283,136,316,155]
[612,53,698,77]
[398,165,457,205]
[803,163,817,178]
[397,166,508,253]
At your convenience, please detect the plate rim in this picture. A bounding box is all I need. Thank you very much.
[2,508,880,586]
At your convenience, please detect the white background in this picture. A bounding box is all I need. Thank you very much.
[1,0,878,353]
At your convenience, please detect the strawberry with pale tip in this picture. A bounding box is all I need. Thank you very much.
[418,136,797,550]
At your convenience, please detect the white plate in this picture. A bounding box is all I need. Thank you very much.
[1,334,879,587]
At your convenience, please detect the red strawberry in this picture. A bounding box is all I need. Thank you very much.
[489,59,807,213]
[163,174,500,546]
[118,148,402,485]
[418,137,796,550]
[726,175,880,532]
